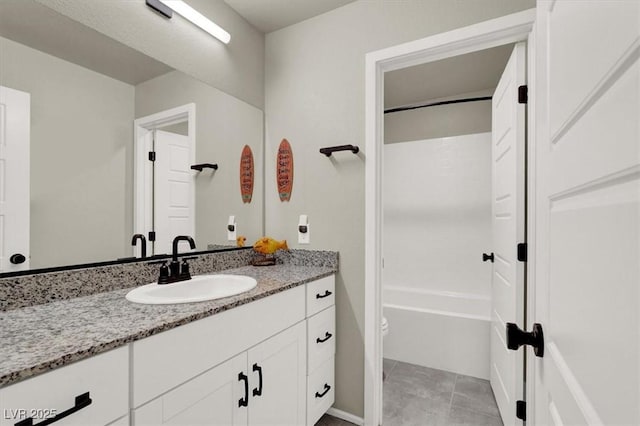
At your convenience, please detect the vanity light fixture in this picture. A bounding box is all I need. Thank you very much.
[146,0,231,44]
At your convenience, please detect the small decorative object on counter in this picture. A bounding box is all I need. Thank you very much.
[237,236,247,247]
[240,145,254,203]
[277,139,293,201]
[252,237,289,266]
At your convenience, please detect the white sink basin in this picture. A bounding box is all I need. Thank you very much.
[126,274,257,304]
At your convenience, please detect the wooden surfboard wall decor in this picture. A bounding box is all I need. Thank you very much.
[240,145,254,203]
[277,139,293,202]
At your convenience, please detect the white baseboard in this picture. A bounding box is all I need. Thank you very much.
[326,407,364,426]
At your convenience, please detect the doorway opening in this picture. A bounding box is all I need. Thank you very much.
[381,42,522,425]
[364,9,536,426]
[133,103,196,257]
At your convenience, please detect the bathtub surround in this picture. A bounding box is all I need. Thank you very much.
[382,133,492,378]
[383,292,491,379]
[383,133,492,298]
[0,249,337,312]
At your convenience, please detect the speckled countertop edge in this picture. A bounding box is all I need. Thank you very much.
[0,264,336,388]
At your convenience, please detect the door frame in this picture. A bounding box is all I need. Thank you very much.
[133,103,196,255]
[363,9,536,426]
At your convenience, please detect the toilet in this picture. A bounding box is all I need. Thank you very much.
[382,316,389,337]
[382,316,389,380]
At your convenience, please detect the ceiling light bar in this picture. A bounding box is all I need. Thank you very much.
[156,0,231,44]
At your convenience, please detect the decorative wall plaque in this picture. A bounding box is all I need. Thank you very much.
[240,145,254,203]
[277,139,293,201]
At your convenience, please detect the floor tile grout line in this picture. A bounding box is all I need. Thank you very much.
[445,373,458,423]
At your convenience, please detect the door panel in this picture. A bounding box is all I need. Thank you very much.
[153,129,194,255]
[490,42,526,425]
[0,86,30,272]
[535,1,639,424]
[133,353,248,426]
[548,1,639,138]
[247,322,306,426]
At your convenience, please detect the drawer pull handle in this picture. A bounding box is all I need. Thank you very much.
[316,290,332,299]
[252,363,263,397]
[238,372,249,407]
[15,392,92,426]
[316,332,333,344]
[315,383,331,398]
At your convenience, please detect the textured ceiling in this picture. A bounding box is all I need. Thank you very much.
[224,0,356,33]
[384,44,515,108]
[0,0,173,85]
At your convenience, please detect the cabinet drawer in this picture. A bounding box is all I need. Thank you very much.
[0,346,128,426]
[306,275,335,317]
[307,305,335,374]
[306,356,335,426]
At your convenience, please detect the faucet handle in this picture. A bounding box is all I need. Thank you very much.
[154,260,170,284]
[179,257,196,280]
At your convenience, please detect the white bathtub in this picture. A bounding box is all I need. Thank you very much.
[383,285,491,380]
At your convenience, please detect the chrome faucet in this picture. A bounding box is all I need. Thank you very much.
[131,234,147,258]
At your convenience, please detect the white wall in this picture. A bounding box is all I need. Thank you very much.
[0,36,134,268]
[383,133,492,298]
[35,0,265,109]
[135,71,264,248]
[264,0,535,416]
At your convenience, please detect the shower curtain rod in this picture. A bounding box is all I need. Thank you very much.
[384,96,492,114]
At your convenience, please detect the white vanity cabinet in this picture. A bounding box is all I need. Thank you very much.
[0,346,129,426]
[131,281,318,426]
[1,273,336,426]
[133,322,307,426]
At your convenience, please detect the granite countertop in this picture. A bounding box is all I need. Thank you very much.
[0,264,335,388]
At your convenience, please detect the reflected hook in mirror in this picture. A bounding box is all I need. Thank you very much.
[131,234,147,259]
[191,163,218,172]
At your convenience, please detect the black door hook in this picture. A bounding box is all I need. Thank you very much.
[482,252,494,263]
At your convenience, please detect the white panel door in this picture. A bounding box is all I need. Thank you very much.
[490,42,526,425]
[534,1,639,425]
[133,353,248,426]
[0,86,30,271]
[153,129,195,255]
[247,321,307,426]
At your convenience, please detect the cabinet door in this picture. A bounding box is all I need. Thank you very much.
[133,353,248,426]
[247,321,307,426]
[0,347,128,426]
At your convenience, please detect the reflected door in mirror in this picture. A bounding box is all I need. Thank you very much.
[0,86,30,271]
[153,129,195,255]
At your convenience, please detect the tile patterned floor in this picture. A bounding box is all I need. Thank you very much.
[315,359,503,426]
[316,414,358,426]
[383,359,503,426]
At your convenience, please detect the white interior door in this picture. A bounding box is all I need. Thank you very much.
[533,1,640,424]
[0,86,30,271]
[490,42,526,425]
[153,129,195,255]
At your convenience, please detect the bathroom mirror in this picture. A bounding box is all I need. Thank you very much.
[0,0,263,273]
